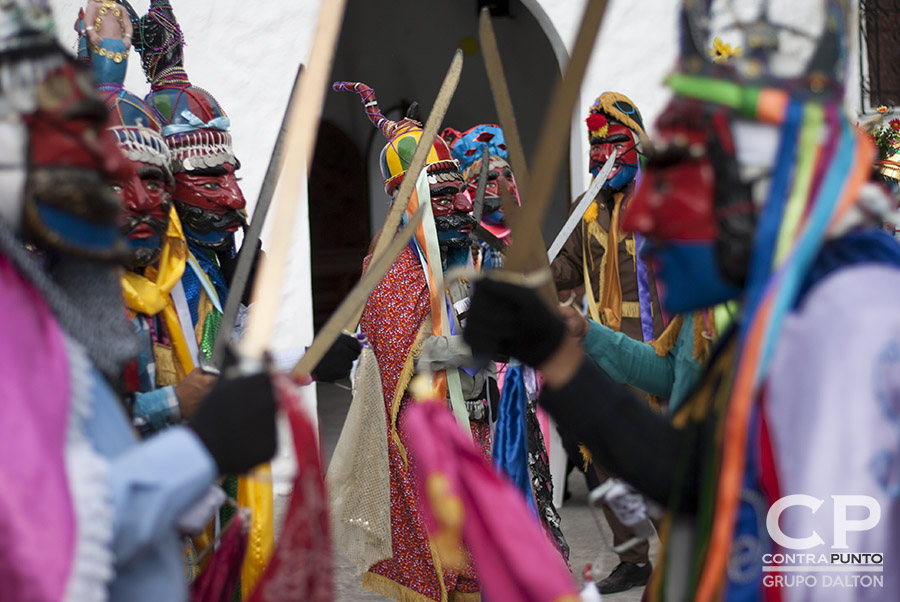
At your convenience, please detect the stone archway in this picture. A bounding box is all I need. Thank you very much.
[321,0,570,241]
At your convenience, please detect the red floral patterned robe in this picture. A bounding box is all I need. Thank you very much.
[360,244,487,602]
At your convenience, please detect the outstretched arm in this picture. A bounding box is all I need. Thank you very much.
[464,278,702,511]
[537,336,697,509]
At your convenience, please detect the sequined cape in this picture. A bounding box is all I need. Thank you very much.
[360,244,483,602]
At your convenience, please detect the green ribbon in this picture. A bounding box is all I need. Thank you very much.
[665,74,762,120]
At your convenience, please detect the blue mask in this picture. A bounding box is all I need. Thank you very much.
[642,240,741,314]
[603,163,638,191]
[481,208,505,226]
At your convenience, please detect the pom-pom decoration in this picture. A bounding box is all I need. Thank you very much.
[586,112,609,140]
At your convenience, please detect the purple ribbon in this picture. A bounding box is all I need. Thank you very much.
[634,233,655,342]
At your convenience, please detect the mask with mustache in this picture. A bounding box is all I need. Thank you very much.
[435,213,477,248]
[174,199,246,251]
[122,212,170,267]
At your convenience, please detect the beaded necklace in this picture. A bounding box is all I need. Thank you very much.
[137,5,185,83]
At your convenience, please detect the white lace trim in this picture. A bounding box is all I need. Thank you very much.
[62,337,115,602]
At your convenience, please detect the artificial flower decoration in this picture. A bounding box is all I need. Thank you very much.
[708,37,743,63]
[586,112,609,140]
[869,111,900,159]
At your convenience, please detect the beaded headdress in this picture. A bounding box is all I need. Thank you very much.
[334,81,460,195]
[133,0,234,173]
[131,0,183,84]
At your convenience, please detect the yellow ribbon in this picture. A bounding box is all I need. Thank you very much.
[598,193,624,332]
[121,207,195,374]
[239,465,275,597]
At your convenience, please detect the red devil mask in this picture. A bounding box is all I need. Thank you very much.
[173,162,247,251]
[22,60,128,261]
[623,98,756,286]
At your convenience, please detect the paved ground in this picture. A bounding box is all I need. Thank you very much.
[309,381,656,601]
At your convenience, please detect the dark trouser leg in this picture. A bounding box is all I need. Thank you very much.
[557,422,646,563]
[593,465,650,564]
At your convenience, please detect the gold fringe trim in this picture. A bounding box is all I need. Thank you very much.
[583,220,607,324]
[363,572,447,602]
[650,315,684,357]
[425,535,449,601]
[578,444,593,471]
[449,592,482,602]
[390,317,432,466]
[707,307,718,340]
[691,308,717,364]
[621,301,641,319]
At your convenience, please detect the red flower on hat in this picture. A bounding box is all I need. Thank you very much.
[890,118,900,132]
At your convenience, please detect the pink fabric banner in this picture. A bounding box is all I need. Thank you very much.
[0,257,74,602]
[406,400,579,602]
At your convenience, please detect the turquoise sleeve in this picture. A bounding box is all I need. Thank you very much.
[581,320,676,398]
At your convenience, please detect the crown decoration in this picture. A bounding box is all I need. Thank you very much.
[133,1,235,173]
[586,113,609,140]
[334,81,460,194]
[164,128,234,173]
[148,86,236,173]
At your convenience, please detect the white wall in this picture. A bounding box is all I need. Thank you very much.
[538,0,680,198]
[50,0,318,357]
[47,0,864,356]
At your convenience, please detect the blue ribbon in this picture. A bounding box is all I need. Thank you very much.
[740,99,804,341]
[493,364,538,518]
[162,109,230,136]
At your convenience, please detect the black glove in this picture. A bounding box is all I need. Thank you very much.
[311,333,362,382]
[219,241,263,306]
[189,371,278,475]
[486,376,501,422]
[462,278,566,368]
